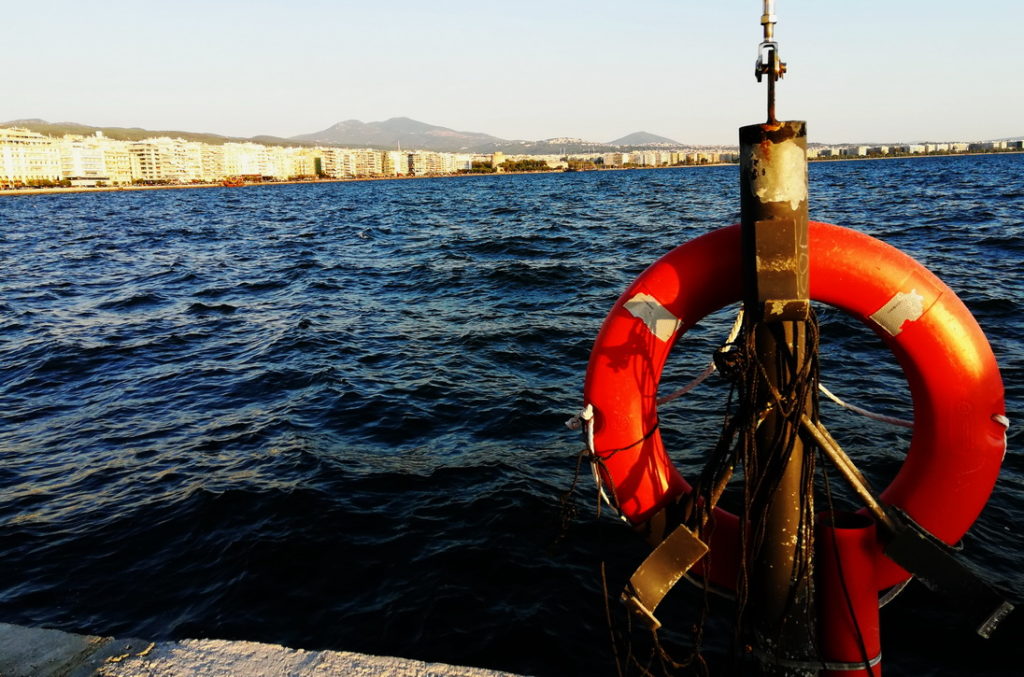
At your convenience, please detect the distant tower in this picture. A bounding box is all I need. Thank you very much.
[492,151,505,171]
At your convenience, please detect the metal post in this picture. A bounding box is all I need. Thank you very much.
[739,119,815,674]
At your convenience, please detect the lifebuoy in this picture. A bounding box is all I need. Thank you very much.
[583,221,1006,591]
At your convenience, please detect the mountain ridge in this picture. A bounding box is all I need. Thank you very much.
[0,119,311,148]
[9,116,1006,153]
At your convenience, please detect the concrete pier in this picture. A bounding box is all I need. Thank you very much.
[0,623,525,677]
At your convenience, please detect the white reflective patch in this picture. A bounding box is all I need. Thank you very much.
[869,288,925,336]
[624,293,681,342]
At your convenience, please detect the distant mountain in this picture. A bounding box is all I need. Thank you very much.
[608,131,681,146]
[291,117,507,153]
[0,119,310,148]
[3,116,711,154]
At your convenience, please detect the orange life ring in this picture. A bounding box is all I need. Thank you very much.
[583,221,1006,591]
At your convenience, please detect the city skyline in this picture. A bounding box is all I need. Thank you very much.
[4,1,1022,146]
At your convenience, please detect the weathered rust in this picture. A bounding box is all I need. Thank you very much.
[739,118,816,673]
[739,121,809,321]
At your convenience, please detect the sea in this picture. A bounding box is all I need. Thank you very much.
[1,153,1021,676]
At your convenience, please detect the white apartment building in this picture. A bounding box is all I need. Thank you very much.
[0,127,62,183]
[320,148,356,178]
[98,137,134,185]
[353,149,383,177]
[265,146,307,180]
[59,135,109,185]
[130,137,202,183]
[200,144,226,182]
[449,153,474,172]
[289,148,321,178]
[408,152,429,176]
[382,151,408,176]
[223,142,271,177]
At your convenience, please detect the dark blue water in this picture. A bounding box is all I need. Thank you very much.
[1,155,1021,675]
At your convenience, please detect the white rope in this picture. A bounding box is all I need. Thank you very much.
[994,414,1010,461]
[566,405,622,518]
[657,362,716,406]
[818,383,913,429]
[657,309,745,406]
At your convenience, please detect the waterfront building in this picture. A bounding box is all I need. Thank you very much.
[97,137,134,185]
[320,147,356,178]
[0,127,62,184]
[424,152,446,175]
[264,146,302,180]
[200,144,226,182]
[353,149,383,177]
[602,152,625,167]
[128,140,163,182]
[288,148,321,178]
[408,152,428,176]
[59,134,109,186]
[182,142,206,182]
[223,142,271,178]
[450,153,474,172]
[128,137,200,183]
[382,151,409,176]
[407,151,446,176]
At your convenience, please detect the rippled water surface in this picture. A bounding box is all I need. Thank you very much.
[1,154,1021,675]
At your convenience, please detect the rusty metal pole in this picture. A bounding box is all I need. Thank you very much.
[740,119,815,674]
[741,3,817,673]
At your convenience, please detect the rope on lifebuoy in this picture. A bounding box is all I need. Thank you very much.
[656,309,745,406]
[818,383,913,429]
[566,404,622,519]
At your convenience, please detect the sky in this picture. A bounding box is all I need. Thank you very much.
[3,1,1021,146]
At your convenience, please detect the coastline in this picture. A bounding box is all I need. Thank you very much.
[0,164,726,198]
[1,150,1019,198]
[0,162,737,196]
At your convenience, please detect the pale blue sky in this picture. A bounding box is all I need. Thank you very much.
[3,1,1020,145]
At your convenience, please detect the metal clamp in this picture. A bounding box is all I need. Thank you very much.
[755,41,787,83]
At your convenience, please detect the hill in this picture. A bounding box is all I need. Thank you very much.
[290,117,507,153]
[0,119,312,148]
[608,131,681,146]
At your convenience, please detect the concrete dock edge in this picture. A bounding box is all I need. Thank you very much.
[0,623,527,677]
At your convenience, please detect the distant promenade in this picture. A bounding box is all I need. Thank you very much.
[1,150,1020,198]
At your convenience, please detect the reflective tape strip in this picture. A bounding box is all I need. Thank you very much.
[624,293,681,342]
[869,288,925,336]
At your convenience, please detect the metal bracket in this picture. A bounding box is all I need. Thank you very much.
[621,523,709,631]
[881,506,1016,638]
[755,41,787,83]
[753,217,809,321]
